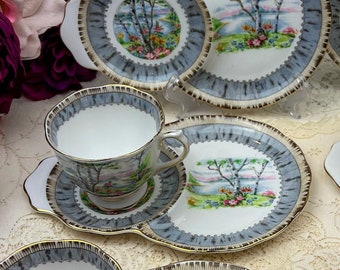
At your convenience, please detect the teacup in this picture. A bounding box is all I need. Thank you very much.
[44,84,189,202]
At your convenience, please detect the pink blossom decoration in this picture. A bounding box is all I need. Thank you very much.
[261,190,276,197]
[236,195,244,201]
[229,199,239,206]
[281,26,298,36]
[252,38,262,47]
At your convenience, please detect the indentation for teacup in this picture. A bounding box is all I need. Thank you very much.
[86,182,149,210]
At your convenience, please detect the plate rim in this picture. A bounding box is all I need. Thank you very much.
[0,239,122,270]
[150,260,249,270]
[77,0,212,91]
[140,114,312,253]
[183,0,331,109]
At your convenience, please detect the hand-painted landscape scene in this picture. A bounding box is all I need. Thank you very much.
[210,0,301,54]
[186,157,280,209]
[113,0,181,60]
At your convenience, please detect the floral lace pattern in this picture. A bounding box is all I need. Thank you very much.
[0,54,339,269]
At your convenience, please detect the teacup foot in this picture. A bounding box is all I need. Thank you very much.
[86,183,149,211]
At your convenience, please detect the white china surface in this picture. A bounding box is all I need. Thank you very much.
[324,141,340,188]
[60,0,97,70]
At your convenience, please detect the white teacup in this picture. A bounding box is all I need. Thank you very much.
[44,84,189,201]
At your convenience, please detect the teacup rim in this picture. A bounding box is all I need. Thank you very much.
[44,84,165,162]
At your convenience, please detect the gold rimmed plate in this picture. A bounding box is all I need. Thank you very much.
[77,0,212,91]
[141,115,311,252]
[0,240,122,270]
[183,0,331,108]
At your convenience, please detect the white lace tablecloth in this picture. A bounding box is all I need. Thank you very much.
[0,54,339,270]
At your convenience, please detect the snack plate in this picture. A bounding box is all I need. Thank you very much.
[76,0,211,91]
[24,115,311,253]
[0,240,122,270]
[327,0,340,65]
[324,141,340,188]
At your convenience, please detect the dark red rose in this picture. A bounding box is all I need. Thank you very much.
[0,11,23,114]
[22,25,97,101]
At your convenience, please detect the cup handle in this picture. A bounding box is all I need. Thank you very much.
[153,129,189,174]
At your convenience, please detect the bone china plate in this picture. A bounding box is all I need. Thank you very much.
[141,115,311,252]
[150,261,249,270]
[77,0,211,91]
[0,240,121,270]
[184,0,330,108]
[327,0,340,65]
[24,149,185,234]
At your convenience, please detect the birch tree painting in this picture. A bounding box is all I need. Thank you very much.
[114,0,181,60]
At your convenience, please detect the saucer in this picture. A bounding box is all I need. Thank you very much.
[24,149,185,234]
[76,0,212,91]
[142,115,311,252]
[324,141,340,188]
[0,240,121,270]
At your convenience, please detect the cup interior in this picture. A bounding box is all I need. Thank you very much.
[45,85,164,160]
